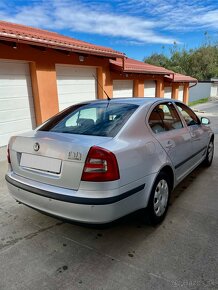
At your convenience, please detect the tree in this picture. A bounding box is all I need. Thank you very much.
[144,43,218,80]
[143,53,169,68]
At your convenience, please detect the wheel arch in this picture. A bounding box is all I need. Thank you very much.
[159,165,175,191]
[210,134,214,142]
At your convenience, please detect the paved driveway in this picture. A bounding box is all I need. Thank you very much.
[0,101,218,290]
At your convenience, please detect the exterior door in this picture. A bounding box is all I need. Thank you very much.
[113,80,133,98]
[164,87,172,98]
[56,65,97,111]
[174,102,208,166]
[144,81,156,97]
[0,60,35,147]
[148,102,192,181]
[178,86,184,102]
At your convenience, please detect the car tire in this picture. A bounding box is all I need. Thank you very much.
[145,172,171,225]
[202,138,214,167]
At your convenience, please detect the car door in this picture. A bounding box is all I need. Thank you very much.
[148,101,193,181]
[174,102,208,166]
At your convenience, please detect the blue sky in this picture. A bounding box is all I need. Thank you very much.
[0,0,217,60]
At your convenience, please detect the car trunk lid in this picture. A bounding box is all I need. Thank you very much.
[9,131,112,190]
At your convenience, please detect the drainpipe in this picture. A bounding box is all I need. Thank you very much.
[189,81,198,89]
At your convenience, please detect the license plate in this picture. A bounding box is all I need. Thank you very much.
[20,153,62,174]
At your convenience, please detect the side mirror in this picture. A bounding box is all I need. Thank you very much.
[201,117,210,125]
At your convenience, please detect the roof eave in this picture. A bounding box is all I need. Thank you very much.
[164,75,198,83]
[171,79,198,83]
[124,69,171,75]
[110,63,172,75]
[0,33,124,58]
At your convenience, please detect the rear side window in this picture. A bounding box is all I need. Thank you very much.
[148,103,183,133]
[39,102,138,137]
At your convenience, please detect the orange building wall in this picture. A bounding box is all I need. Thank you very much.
[156,79,165,98]
[172,83,179,100]
[0,42,189,126]
[133,80,144,97]
[110,71,166,98]
[183,83,189,104]
[30,61,59,124]
[0,43,109,124]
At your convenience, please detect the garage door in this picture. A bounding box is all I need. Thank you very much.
[164,87,172,99]
[56,65,97,111]
[0,60,35,147]
[113,80,133,98]
[144,81,156,97]
[178,86,184,101]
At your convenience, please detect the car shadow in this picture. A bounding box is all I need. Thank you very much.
[64,162,214,230]
[169,163,213,205]
[27,161,214,234]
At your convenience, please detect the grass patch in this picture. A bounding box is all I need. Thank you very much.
[189,98,209,107]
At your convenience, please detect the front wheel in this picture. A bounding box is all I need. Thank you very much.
[203,139,214,167]
[145,172,171,225]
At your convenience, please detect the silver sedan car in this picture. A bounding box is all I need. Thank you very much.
[6,98,214,225]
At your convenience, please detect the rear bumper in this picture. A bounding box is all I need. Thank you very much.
[6,172,151,224]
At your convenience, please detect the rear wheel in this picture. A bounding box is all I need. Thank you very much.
[203,139,214,167]
[145,172,171,225]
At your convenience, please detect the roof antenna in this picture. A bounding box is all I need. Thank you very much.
[92,74,111,103]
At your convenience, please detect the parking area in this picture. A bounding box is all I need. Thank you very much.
[0,101,218,290]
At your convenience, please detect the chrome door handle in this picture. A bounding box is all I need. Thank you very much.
[190,132,200,140]
[190,131,196,137]
[165,141,174,148]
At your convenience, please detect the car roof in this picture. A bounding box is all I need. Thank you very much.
[77,97,180,107]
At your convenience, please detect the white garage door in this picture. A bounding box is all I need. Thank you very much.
[144,81,156,98]
[56,65,97,111]
[164,86,172,99]
[178,86,184,101]
[0,60,35,147]
[113,80,133,98]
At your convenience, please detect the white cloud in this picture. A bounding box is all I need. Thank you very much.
[124,0,218,31]
[0,0,177,44]
[195,10,218,30]
[3,0,217,45]
[53,4,175,44]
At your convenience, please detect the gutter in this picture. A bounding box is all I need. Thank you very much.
[189,81,198,89]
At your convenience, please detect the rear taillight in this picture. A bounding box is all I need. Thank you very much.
[7,146,11,164]
[81,146,120,182]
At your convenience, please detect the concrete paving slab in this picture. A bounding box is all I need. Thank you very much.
[0,146,7,162]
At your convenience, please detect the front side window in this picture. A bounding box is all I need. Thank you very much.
[39,102,138,137]
[175,103,200,126]
[148,102,183,134]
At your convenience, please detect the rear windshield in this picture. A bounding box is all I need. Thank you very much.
[39,102,138,137]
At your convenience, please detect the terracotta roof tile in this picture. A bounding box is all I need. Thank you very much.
[110,58,174,75]
[110,58,197,82]
[165,73,197,83]
[0,20,124,58]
